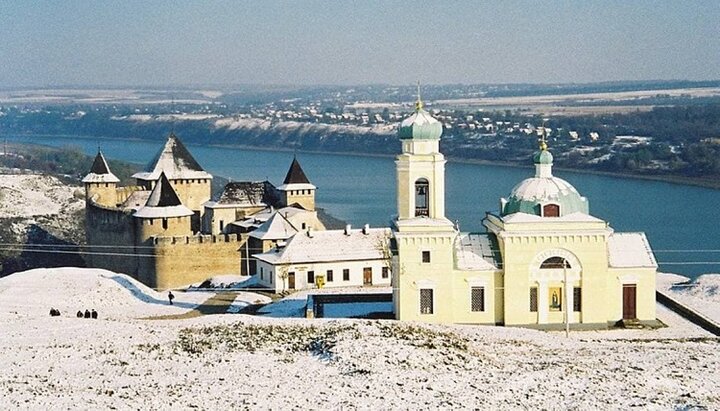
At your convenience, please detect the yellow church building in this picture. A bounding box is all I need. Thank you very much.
[392,98,658,329]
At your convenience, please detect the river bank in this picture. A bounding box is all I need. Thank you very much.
[8,133,720,191]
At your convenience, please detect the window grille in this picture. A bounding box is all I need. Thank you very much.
[420,289,434,314]
[471,287,485,312]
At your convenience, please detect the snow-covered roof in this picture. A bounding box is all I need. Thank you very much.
[607,232,657,268]
[82,151,120,183]
[502,212,603,224]
[254,227,391,265]
[206,181,278,208]
[455,233,501,271]
[249,212,298,241]
[276,182,316,191]
[133,172,194,219]
[132,133,212,181]
[400,108,440,128]
[121,190,151,210]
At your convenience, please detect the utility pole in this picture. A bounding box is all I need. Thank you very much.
[564,259,570,338]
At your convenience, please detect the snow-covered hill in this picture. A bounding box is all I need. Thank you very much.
[0,268,718,409]
[0,174,86,274]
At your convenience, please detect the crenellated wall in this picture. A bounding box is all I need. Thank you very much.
[84,201,138,276]
[142,233,245,290]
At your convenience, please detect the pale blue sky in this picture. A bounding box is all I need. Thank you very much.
[0,0,718,87]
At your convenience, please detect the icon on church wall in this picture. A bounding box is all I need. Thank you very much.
[549,287,562,311]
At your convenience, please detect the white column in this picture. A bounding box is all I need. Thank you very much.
[538,280,549,324]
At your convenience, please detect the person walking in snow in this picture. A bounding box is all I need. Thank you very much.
[91,309,98,319]
[168,291,175,305]
[84,309,91,318]
[76,310,83,318]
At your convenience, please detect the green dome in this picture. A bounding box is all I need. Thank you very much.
[533,149,553,164]
[398,104,443,140]
[501,144,589,217]
[501,178,589,217]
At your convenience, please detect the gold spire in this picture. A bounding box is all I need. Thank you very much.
[415,81,423,111]
[539,120,548,151]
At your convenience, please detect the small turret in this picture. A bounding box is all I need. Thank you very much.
[134,172,194,241]
[82,150,120,207]
[277,157,316,211]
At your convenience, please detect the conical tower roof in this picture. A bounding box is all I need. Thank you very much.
[82,150,120,183]
[283,157,311,184]
[277,157,315,191]
[134,172,194,218]
[132,132,212,181]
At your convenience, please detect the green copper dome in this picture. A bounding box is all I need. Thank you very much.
[501,144,589,217]
[398,101,443,140]
[533,149,553,164]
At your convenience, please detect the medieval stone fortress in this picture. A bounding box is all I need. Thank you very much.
[81,93,658,330]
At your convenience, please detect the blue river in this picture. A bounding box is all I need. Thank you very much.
[5,134,720,279]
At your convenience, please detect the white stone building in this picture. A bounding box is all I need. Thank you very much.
[254,225,391,292]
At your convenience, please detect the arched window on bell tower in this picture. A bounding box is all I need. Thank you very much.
[415,178,429,217]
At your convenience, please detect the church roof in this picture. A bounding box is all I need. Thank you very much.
[82,151,120,183]
[283,157,311,184]
[253,227,391,265]
[132,133,212,181]
[455,233,502,271]
[134,172,193,218]
[502,143,588,217]
[608,232,657,268]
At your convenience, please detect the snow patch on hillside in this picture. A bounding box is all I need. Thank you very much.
[0,174,83,218]
[657,272,720,324]
[0,268,210,320]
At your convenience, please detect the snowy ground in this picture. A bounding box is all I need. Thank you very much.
[1,269,719,409]
[657,272,720,325]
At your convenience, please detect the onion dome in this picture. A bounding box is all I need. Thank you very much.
[398,87,442,140]
[501,140,588,217]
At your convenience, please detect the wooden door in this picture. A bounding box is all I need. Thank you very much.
[363,267,372,285]
[288,272,295,290]
[622,284,637,320]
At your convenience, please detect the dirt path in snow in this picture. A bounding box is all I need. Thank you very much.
[146,292,238,320]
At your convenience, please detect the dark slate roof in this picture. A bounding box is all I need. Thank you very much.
[89,151,111,174]
[146,172,183,207]
[283,157,311,184]
[217,181,280,207]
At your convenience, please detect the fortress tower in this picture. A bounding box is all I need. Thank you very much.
[277,157,316,211]
[82,150,120,207]
[132,133,212,232]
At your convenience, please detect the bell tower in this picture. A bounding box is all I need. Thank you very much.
[392,86,457,323]
[395,87,448,221]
